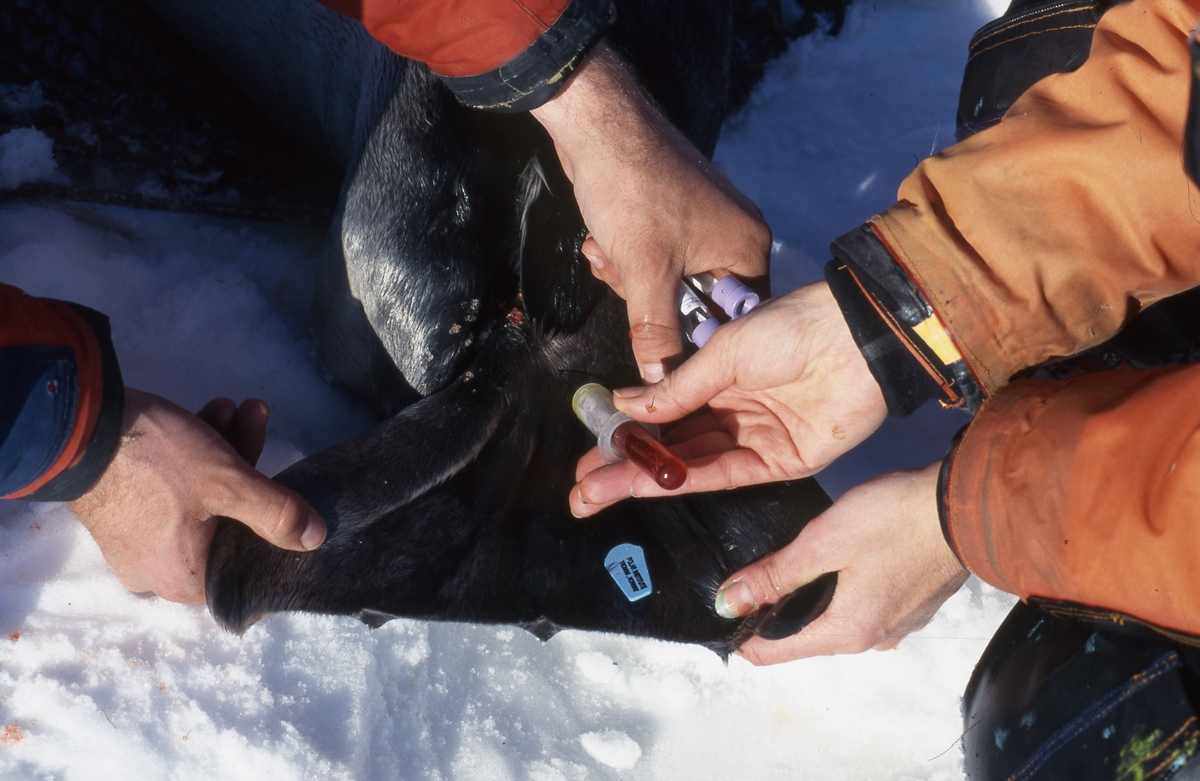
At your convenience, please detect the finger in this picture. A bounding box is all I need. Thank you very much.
[611,335,736,424]
[575,446,782,513]
[581,236,624,296]
[667,429,739,461]
[623,283,685,384]
[735,610,872,664]
[574,446,609,483]
[227,399,269,466]
[713,516,840,620]
[197,397,237,434]
[218,469,326,551]
[572,459,645,517]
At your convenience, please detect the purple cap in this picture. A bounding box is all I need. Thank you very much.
[711,277,761,319]
[691,317,720,347]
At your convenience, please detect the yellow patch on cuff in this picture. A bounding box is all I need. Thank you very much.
[912,315,962,365]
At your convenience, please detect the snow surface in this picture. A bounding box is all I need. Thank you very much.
[0,128,61,190]
[0,0,1019,778]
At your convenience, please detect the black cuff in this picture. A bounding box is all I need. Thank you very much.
[26,305,125,502]
[828,225,987,415]
[824,260,942,417]
[440,0,616,112]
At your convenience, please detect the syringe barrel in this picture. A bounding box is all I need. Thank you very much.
[572,383,660,464]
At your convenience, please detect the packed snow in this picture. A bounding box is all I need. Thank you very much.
[0,0,1019,778]
[0,127,60,190]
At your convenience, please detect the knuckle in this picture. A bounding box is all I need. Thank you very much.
[265,492,303,540]
[756,556,792,601]
[739,645,770,667]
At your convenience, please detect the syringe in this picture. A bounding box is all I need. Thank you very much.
[572,383,687,490]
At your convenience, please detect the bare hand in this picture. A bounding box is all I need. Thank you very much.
[715,463,968,664]
[68,388,326,604]
[531,41,769,383]
[571,281,887,516]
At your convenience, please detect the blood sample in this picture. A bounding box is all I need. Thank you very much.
[572,383,687,490]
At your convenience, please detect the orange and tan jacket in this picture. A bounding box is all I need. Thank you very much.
[835,0,1200,639]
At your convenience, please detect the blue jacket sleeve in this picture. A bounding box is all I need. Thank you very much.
[0,285,124,501]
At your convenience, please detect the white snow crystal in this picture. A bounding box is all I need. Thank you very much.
[580,730,643,770]
[0,128,59,189]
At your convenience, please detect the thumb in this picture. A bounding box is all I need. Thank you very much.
[218,467,327,552]
[611,331,736,424]
[713,528,833,620]
[623,279,685,384]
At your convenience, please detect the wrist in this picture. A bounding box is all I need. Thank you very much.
[531,41,679,181]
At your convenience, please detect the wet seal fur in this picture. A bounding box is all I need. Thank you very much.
[130,0,844,657]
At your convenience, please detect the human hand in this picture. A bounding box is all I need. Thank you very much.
[716,462,968,664]
[570,281,887,516]
[530,41,769,383]
[67,388,326,604]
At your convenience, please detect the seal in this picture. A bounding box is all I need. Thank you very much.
[130,0,845,656]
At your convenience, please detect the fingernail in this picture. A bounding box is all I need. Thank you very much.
[612,386,646,399]
[714,581,756,619]
[582,250,604,269]
[300,513,326,550]
[640,363,665,384]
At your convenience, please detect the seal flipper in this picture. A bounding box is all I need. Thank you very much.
[355,608,400,630]
[205,325,528,634]
[517,618,563,643]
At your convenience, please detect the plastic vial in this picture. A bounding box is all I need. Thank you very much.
[688,271,760,319]
[572,383,687,490]
[678,281,719,347]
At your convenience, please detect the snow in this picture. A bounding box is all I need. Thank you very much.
[0,0,1019,778]
[0,128,61,189]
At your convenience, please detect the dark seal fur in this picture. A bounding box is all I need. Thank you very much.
[126,0,845,656]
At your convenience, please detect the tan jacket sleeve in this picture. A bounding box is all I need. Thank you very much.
[943,364,1200,639]
[870,0,1200,395]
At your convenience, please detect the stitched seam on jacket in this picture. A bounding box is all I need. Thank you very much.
[970,1,1095,47]
[1007,652,1182,781]
[512,0,554,31]
[971,23,1098,59]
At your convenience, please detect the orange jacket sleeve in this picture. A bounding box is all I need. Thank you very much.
[317,0,614,110]
[870,0,1200,394]
[942,365,1200,639]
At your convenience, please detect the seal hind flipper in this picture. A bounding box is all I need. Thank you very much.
[355,608,400,630]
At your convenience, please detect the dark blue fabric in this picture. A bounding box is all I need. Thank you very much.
[0,346,78,497]
[440,0,615,111]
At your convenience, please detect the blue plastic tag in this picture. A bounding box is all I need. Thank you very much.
[605,544,653,602]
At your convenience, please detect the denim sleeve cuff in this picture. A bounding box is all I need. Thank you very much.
[25,304,125,502]
[826,224,987,416]
[439,0,616,111]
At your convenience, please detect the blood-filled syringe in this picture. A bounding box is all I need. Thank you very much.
[572,383,687,490]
